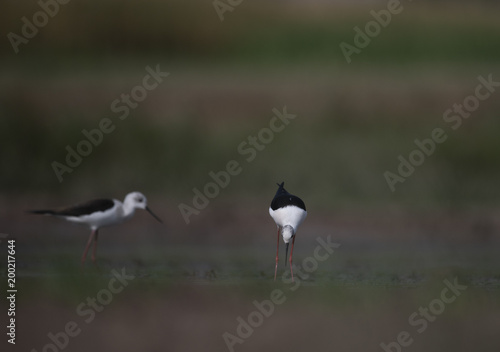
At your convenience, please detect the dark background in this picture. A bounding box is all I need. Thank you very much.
[1,1,499,351]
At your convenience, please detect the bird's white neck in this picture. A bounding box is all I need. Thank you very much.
[121,201,137,219]
[281,225,294,243]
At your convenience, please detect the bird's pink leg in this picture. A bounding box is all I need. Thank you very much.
[91,230,99,263]
[289,236,296,282]
[81,229,96,264]
[274,227,280,281]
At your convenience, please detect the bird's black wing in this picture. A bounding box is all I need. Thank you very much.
[270,182,306,211]
[29,199,115,217]
[271,194,306,211]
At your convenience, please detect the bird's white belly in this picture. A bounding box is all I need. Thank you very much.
[269,205,307,229]
[64,206,128,229]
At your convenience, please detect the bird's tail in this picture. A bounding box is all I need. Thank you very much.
[27,210,56,215]
[274,182,288,197]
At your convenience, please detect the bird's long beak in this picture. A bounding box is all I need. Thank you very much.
[285,242,289,268]
[146,206,163,223]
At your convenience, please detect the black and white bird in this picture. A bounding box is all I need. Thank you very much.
[269,182,307,282]
[28,192,162,264]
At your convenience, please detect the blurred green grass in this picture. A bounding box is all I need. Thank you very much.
[9,241,500,301]
[1,1,500,208]
[2,97,500,208]
[2,1,500,63]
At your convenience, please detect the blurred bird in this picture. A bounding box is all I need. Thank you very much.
[28,192,162,264]
[269,182,307,282]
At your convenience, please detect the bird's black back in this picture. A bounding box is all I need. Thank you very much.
[29,199,115,217]
[270,182,306,211]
